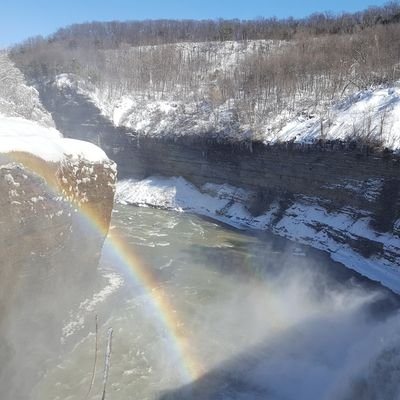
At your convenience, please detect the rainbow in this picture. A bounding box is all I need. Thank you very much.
[98,222,202,383]
[3,151,203,383]
[102,227,203,381]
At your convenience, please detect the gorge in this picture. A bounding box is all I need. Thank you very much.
[2,5,400,399]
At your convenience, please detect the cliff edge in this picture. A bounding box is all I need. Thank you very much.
[0,116,116,398]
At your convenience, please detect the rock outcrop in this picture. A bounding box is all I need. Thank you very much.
[0,52,117,399]
[0,148,116,399]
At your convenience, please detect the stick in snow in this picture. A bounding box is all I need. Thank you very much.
[101,327,113,400]
[85,315,98,400]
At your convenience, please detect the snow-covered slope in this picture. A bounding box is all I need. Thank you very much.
[0,51,54,127]
[54,71,400,151]
[269,87,400,150]
[0,50,117,237]
[55,73,244,140]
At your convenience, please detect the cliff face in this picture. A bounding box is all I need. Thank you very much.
[0,152,116,294]
[0,151,116,399]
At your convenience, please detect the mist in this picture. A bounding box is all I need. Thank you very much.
[156,223,400,400]
[2,206,400,400]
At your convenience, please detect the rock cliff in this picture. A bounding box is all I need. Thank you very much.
[0,51,118,398]
[0,130,116,399]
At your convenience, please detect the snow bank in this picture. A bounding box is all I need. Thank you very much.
[273,202,400,292]
[116,176,400,294]
[115,177,263,228]
[0,115,109,163]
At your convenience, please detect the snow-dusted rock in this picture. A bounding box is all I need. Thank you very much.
[0,51,119,398]
[0,115,116,397]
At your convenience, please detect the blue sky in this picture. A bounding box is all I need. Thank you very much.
[1,0,391,48]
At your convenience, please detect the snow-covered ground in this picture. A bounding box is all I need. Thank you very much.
[116,176,400,294]
[0,115,109,163]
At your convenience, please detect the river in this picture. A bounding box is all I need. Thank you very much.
[29,204,400,399]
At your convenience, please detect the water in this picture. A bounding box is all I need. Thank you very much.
[26,205,400,399]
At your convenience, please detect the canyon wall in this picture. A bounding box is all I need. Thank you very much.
[39,83,400,226]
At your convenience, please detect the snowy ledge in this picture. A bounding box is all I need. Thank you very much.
[0,116,109,163]
[116,176,400,294]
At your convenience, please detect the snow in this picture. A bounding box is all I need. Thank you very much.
[88,91,241,139]
[115,177,258,229]
[0,51,54,126]
[55,74,77,90]
[116,177,231,214]
[54,51,400,150]
[268,86,400,150]
[62,272,123,340]
[116,176,400,294]
[0,54,113,165]
[113,97,135,126]
[52,40,285,141]
[0,115,109,163]
[4,173,19,186]
[323,179,383,202]
[61,138,109,163]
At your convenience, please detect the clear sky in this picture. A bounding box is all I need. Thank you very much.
[0,0,391,48]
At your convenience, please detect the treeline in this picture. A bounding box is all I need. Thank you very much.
[9,1,400,135]
[15,1,400,49]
